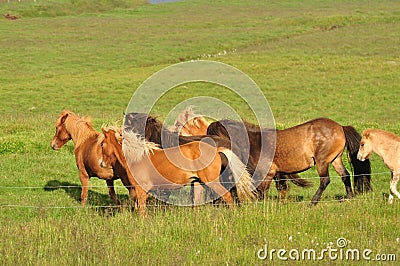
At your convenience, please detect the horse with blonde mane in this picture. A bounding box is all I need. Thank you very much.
[171,106,209,136]
[125,112,312,200]
[50,110,135,206]
[99,126,256,216]
[357,129,400,203]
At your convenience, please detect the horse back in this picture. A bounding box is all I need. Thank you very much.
[274,118,346,171]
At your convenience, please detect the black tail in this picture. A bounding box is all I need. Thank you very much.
[342,126,372,193]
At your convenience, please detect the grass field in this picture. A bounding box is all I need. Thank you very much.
[1,0,399,264]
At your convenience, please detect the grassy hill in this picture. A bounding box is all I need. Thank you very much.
[0,0,399,264]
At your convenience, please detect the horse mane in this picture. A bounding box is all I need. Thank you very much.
[171,106,200,133]
[100,124,122,145]
[124,112,181,148]
[122,130,160,162]
[60,110,99,148]
[364,128,400,142]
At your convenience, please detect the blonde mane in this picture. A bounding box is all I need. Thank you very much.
[122,130,160,162]
[172,106,209,133]
[364,128,400,142]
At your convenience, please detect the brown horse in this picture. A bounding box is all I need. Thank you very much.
[357,129,400,203]
[177,110,314,198]
[50,110,135,206]
[171,106,209,136]
[124,112,311,200]
[99,126,256,216]
[208,118,371,205]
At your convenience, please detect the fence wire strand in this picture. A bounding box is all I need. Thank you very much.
[0,171,392,210]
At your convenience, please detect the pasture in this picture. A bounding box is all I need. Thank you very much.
[0,0,399,264]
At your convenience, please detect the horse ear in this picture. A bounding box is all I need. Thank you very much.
[363,130,370,139]
[60,112,69,124]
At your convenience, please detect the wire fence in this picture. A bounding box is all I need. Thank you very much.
[0,171,392,209]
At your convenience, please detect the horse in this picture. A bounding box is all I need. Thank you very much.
[99,126,256,216]
[171,108,313,198]
[50,110,135,206]
[170,106,209,136]
[208,118,372,205]
[357,129,400,203]
[124,112,311,199]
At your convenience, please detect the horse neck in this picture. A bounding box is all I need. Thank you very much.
[65,115,99,149]
[370,132,396,159]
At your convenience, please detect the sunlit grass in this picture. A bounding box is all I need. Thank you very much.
[0,0,399,264]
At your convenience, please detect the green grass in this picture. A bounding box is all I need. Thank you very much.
[1,0,400,264]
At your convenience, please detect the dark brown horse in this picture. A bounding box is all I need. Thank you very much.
[50,110,135,206]
[208,118,372,205]
[124,113,311,199]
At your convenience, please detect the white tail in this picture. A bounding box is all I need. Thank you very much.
[219,149,256,202]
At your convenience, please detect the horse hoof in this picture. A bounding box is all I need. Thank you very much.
[389,195,394,204]
[308,201,317,207]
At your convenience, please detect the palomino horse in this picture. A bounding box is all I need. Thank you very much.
[357,129,400,203]
[208,118,372,205]
[50,110,135,206]
[171,106,209,136]
[99,126,256,216]
[124,113,311,199]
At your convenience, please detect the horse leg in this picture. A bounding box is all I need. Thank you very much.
[119,174,137,207]
[106,179,121,206]
[206,181,233,207]
[331,157,353,198]
[135,186,148,217]
[309,162,330,206]
[191,181,205,206]
[79,171,90,206]
[275,173,288,202]
[389,171,400,204]
[257,164,277,198]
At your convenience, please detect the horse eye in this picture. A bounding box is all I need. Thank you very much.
[360,143,364,147]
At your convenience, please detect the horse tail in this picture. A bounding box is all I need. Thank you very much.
[287,173,313,187]
[219,149,257,202]
[342,125,372,193]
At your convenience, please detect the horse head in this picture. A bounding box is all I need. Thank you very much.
[357,130,373,161]
[51,110,72,150]
[99,126,123,169]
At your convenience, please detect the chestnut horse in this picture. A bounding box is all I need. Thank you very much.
[357,129,400,203]
[171,106,209,136]
[99,127,256,216]
[50,110,135,206]
[208,118,371,205]
[124,113,311,199]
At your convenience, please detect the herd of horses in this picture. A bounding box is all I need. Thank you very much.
[50,108,400,216]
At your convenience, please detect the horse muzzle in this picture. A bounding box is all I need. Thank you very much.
[51,141,60,150]
[357,152,365,161]
[99,159,109,169]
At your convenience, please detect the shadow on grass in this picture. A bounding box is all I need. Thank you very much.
[43,180,132,216]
